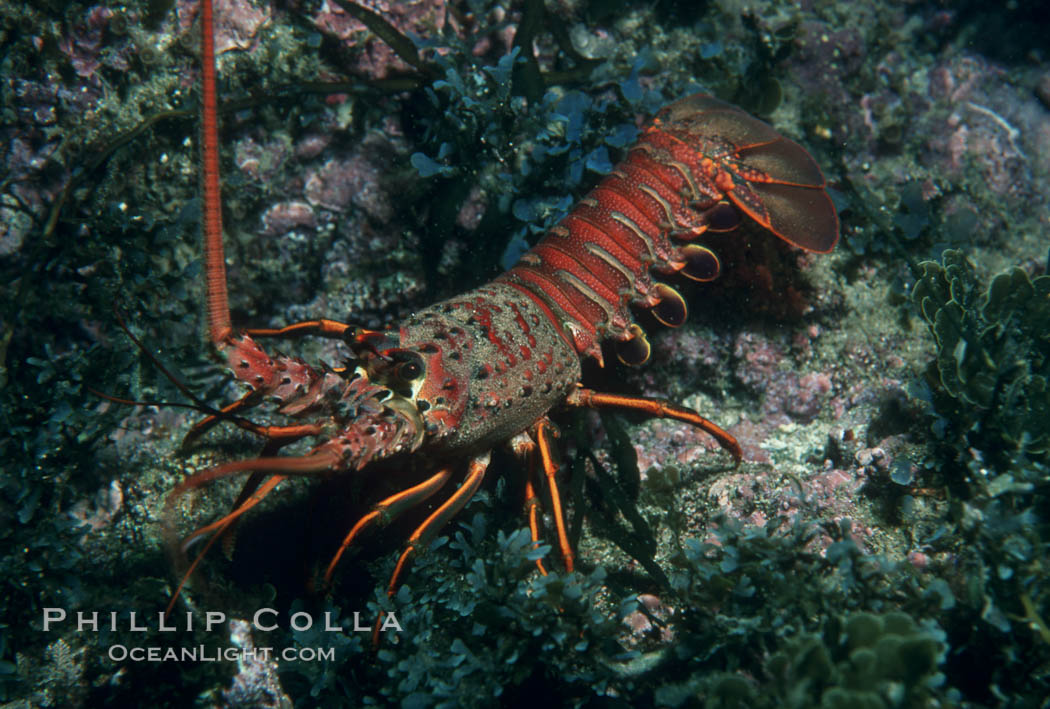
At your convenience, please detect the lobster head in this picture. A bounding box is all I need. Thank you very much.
[336,324,470,468]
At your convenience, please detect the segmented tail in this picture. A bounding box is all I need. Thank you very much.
[498,93,838,365]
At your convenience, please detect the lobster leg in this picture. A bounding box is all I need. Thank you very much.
[535,419,575,573]
[243,318,353,339]
[183,391,326,448]
[169,449,341,499]
[182,391,259,445]
[166,473,285,614]
[566,388,744,462]
[511,422,576,574]
[164,449,344,610]
[523,470,548,575]
[213,405,330,558]
[216,470,269,558]
[178,475,285,552]
[382,453,490,599]
[510,432,549,575]
[322,466,455,586]
[216,424,302,557]
[368,453,489,646]
[182,412,306,560]
[178,426,325,571]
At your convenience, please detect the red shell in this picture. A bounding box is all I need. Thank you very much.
[497,93,839,362]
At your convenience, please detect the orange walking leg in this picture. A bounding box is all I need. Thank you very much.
[164,447,342,613]
[323,466,454,586]
[182,392,324,448]
[511,431,549,575]
[166,474,284,615]
[372,452,490,645]
[566,388,743,462]
[523,469,548,576]
[535,420,574,573]
[383,453,490,597]
[244,319,354,339]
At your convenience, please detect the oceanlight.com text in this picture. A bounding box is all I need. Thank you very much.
[107,644,335,663]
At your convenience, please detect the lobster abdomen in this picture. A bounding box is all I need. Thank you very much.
[497,93,838,364]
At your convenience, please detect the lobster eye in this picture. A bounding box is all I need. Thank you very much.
[397,360,423,380]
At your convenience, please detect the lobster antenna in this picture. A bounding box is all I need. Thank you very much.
[111,304,207,406]
[88,304,284,442]
[200,0,232,345]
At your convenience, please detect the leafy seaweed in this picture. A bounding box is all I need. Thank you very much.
[656,611,948,709]
[906,250,1050,703]
[912,249,1050,463]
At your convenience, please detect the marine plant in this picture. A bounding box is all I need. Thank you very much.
[905,248,1050,703]
[8,0,1050,706]
[912,249,1050,465]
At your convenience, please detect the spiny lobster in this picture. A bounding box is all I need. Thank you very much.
[168,0,838,616]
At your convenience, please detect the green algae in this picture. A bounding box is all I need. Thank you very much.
[913,249,1050,462]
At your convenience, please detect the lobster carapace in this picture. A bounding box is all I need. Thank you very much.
[169,0,838,615]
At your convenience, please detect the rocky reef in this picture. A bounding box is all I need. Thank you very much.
[2,0,1048,705]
